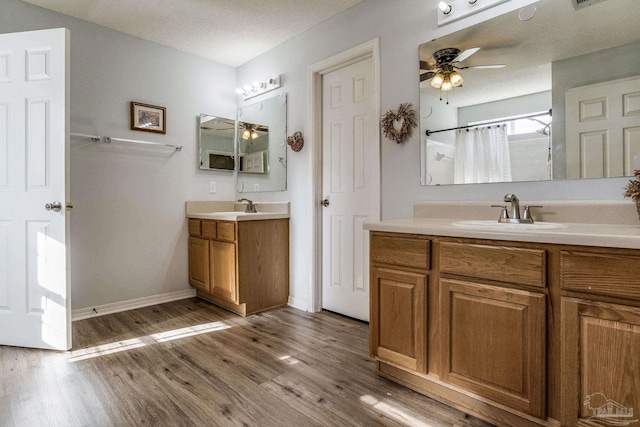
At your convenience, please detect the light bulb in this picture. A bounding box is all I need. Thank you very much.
[438,1,452,14]
[242,129,250,140]
[450,71,464,87]
[251,131,259,140]
[441,76,453,91]
[430,73,444,89]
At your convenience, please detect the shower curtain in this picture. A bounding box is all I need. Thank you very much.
[454,125,512,184]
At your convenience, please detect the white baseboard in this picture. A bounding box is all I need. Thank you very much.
[287,295,309,312]
[72,288,197,321]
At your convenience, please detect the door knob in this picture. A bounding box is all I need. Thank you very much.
[321,199,330,207]
[45,201,62,212]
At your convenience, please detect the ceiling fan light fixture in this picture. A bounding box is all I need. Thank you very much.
[441,75,453,91]
[242,129,251,140]
[438,1,452,14]
[251,131,259,140]
[431,72,445,89]
[450,71,464,87]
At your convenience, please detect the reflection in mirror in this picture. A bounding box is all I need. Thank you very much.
[198,115,235,171]
[238,121,269,174]
[419,0,640,186]
[237,94,287,192]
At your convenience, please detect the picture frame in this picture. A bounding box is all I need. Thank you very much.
[130,102,166,134]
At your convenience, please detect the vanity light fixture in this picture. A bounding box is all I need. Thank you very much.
[236,75,282,101]
[438,1,452,14]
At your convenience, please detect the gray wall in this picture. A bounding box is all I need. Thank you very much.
[1,0,237,310]
[458,91,551,126]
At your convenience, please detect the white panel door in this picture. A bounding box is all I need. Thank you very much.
[0,29,70,350]
[566,75,640,179]
[321,57,378,321]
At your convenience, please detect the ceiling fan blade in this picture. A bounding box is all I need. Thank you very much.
[420,72,435,82]
[419,60,437,70]
[452,47,480,63]
[458,64,505,70]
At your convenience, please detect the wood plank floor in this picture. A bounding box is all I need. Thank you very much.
[0,298,494,427]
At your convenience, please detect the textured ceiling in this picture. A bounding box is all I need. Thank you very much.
[21,0,362,67]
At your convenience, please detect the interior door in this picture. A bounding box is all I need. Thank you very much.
[566,75,640,179]
[0,28,71,350]
[321,56,379,321]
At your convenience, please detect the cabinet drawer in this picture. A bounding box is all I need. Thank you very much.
[440,242,546,288]
[201,220,217,238]
[188,219,202,236]
[561,251,640,300]
[217,222,236,241]
[371,234,430,270]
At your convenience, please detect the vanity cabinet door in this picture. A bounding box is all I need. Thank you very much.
[370,267,427,372]
[440,279,546,418]
[188,236,210,292]
[561,298,640,427]
[210,240,237,303]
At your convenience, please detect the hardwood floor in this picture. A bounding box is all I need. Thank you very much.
[0,298,493,426]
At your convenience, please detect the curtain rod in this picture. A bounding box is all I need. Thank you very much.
[70,132,183,151]
[425,109,552,137]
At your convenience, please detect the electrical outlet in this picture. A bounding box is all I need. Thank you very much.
[209,182,217,193]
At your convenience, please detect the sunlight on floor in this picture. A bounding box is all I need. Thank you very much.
[278,355,301,365]
[67,320,231,362]
[360,394,437,427]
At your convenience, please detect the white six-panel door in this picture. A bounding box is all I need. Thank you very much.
[566,75,640,179]
[321,57,378,321]
[0,28,70,350]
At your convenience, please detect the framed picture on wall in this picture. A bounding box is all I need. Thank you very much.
[130,102,166,134]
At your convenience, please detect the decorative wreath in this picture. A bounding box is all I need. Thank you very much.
[380,103,418,144]
[287,131,304,152]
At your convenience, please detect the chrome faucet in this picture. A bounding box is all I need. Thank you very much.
[504,194,521,220]
[238,198,257,213]
[491,194,543,223]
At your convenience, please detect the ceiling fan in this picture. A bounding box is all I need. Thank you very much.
[420,47,505,91]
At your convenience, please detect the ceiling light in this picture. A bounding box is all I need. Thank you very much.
[431,72,445,89]
[441,75,453,92]
[251,131,259,140]
[450,71,464,87]
[242,129,251,140]
[438,1,452,14]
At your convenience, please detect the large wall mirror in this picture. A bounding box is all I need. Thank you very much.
[237,93,287,192]
[420,0,640,186]
[198,115,235,171]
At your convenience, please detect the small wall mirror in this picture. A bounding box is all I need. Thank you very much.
[198,115,235,171]
[237,94,287,192]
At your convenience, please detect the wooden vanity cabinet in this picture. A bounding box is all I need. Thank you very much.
[560,250,640,427]
[438,241,547,419]
[188,236,209,292]
[369,233,429,372]
[371,230,640,427]
[188,218,289,316]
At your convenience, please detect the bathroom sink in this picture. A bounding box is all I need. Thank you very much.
[452,220,566,230]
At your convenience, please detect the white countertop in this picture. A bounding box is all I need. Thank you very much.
[364,217,640,250]
[185,201,290,221]
[187,211,289,221]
